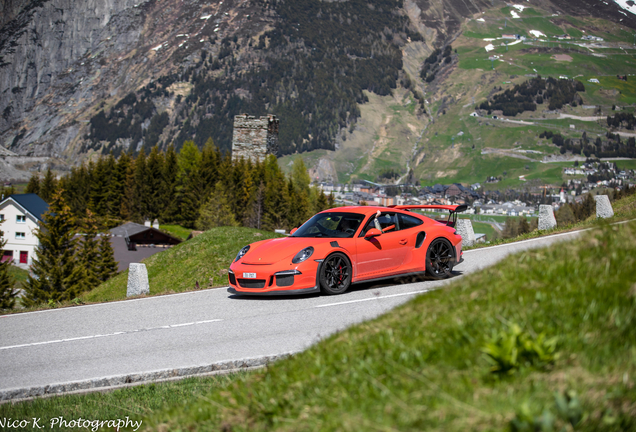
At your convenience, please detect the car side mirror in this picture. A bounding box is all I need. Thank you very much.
[290,228,298,235]
[364,228,382,239]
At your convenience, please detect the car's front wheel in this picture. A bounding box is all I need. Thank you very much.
[319,252,351,295]
[425,238,454,279]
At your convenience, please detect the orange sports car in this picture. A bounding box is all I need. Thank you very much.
[227,205,467,296]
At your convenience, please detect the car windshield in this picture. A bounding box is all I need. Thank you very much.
[291,212,366,238]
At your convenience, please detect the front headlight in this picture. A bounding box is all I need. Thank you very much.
[292,246,314,264]
[235,245,250,262]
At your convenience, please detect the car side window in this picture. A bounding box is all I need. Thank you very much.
[359,212,399,236]
[398,213,424,230]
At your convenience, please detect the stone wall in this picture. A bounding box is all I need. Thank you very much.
[231,114,279,162]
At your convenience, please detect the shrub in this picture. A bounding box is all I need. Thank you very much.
[481,322,558,374]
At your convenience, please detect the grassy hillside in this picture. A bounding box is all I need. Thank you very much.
[285,3,636,189]
[5,207,635,430]
[279,87,428,184]
[81,227,283,303]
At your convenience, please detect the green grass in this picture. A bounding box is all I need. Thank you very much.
[159,224,193,241]
[470,220,497,241]
[81,227,283,303]
[0,373,245,431]
[8,264,28,292]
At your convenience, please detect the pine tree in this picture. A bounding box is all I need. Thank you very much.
[195,182,239,229]
[502,217,518,239]
[262,155,289,230]
[161,145,180,222]
[120,154,137,221]
[60,165,90,218]
[25,173,41,195]
[80,209,101,291]
[89,157,112,217]
[23,191,85,305]
[177,141,203,227]
[97,235,118,282]
[245,182,266,229]
[0,185,16,199]
[102,154,119,220]
[291,158,311,192]
[200,138,220,200]
[40,167,58,203]
[145,146,165,220]
[232,157,255,224]
[315,189,329,213]
[327,191,335,208]
[556,204,576,226]
[582,193,595,220]
[180,167,204,228]
[132,149,148,221]
[0,221,16,309]
[518,217,531,234]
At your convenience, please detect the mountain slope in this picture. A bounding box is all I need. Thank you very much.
[1,0,635,184]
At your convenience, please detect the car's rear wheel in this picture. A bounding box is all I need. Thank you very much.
[319,252,351,295]
[425,238,454,279]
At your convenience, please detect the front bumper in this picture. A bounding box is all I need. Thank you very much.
[227,286,320,296]
[228,260,320,295]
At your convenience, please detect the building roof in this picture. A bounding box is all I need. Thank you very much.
[1,193,49,222]
[110,222,151,237]
[110,222,182,244]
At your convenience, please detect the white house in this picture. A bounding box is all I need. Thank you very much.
[0,194,49,268]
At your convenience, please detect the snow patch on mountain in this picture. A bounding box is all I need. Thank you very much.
[613,0,636,16]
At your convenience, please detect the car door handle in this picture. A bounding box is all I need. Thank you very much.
[399,239,408,245]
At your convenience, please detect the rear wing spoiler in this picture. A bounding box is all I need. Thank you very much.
[388,204,468,227]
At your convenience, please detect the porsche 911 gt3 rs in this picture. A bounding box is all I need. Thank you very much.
[227,205,467,296]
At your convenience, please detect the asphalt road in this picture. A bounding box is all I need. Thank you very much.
[0,230,586,395]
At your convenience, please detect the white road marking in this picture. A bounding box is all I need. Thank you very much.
[0,319,223,351]
[316,290,432,308]
[0,286,230,319]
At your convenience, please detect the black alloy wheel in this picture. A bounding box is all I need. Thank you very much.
[425,238,454,279]
[319,252,351,295]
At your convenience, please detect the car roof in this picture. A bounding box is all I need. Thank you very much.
[319,206,447,224]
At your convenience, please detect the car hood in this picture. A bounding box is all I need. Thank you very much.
[240,237,333,265]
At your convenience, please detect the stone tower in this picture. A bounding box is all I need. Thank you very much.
[231,114,279,162]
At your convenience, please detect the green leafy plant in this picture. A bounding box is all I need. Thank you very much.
[510,390,585,431]
[481,322,558,374]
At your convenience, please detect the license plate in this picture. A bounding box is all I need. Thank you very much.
[242,273,257,279]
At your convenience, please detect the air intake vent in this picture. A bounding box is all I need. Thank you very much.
[415,231,426,249]
[276,275,294,287]
[237,279,266,289]
[229,272,236,285]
